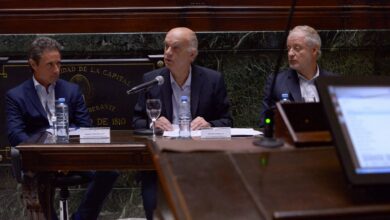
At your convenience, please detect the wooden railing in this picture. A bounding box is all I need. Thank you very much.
[0,0,389,33]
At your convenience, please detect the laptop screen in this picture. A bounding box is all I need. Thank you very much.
[317,77,390,185]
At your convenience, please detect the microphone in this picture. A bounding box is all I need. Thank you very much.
[127,75,164,95]
[253,0,296,148]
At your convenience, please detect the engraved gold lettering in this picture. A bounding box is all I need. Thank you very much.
[0,71,8,78]
[112,118,127,126]
[97,118,109,126]
[87,66,130,87]
[78,66,87,72]
[61,66,77,73]
[88,104,117,113]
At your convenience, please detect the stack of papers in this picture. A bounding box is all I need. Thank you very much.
[163,128,262,138]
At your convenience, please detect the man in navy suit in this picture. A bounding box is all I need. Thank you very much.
[260,25,334,125]
[6,37,118,220]
[133,27,232,219]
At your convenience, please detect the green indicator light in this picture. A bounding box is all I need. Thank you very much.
[265,118,271,124]
[259,157,268,166]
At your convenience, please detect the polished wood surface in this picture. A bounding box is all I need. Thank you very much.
[0,1,389,33]
[15,130,153,220]
[17,130,154,171]
[150,139,390,220]
[152,136,293,152]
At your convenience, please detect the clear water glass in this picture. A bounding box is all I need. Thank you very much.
[146,99,162,137]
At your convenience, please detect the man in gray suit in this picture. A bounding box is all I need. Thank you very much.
[260,25,334,125]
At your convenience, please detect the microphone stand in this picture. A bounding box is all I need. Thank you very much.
[253,0,297,148]
[127,76,164,95]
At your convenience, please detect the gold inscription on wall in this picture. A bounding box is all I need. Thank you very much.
[88,104,116,113]
[60,62,155,129]
[61,65,131,86]
[111,117,127,126]
[2,61,153,132]
[93,117,127,126]
[0,71,8,78]
[1,60,155,163]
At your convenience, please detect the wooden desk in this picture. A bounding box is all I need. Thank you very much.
[15,130,153,220]
[150,138,390,220]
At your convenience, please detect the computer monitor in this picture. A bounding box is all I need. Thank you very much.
[317,76,390,185]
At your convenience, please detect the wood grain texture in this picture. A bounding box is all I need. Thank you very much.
[0,1,389,33]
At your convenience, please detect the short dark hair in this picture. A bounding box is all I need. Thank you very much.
[29,37,62,64]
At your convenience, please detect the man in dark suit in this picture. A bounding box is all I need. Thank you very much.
[5,37,118,220]
[133,27,232,219]
[260,25,334,125]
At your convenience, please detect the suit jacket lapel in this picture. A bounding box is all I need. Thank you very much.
[54,80,61,99]
[25,79,48,119]
[287,69,303,102]
[54,80,66,100]
[190,65,203,118]
[319,68,328,76]
[160,70,173,122]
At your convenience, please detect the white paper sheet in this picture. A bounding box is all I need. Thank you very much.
[79,127,110,139]
[163,127,262,137]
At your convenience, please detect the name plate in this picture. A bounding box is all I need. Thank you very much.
[80,138,110,143]
[201,127,231,139]
[80,127,111,139]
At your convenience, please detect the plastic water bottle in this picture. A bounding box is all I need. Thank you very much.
[55,98,69,142]
[51,115,57,137]
[280,93,291,103]
[179,96,191,138]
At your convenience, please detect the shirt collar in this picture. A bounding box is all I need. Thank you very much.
[170,66,192,89]
[33,76,56,91]
[297,65,320,82]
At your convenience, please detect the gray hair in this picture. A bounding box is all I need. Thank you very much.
[29,37,62,64]
[290,25,322,59]
[187,30,199,57]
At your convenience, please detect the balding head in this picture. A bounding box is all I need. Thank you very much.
[166,27,198,57]
[164,27,199,85]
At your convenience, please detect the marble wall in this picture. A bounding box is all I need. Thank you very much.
[0,30,389,219]
[1,30,389,128]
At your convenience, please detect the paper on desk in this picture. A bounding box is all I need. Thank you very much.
[163,129,201,137]
[69,127,80,136]
[80,138,110,143]
[163,127,262,137]
[231,128,262,136]
[79,127,110,139]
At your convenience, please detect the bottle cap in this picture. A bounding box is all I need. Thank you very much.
[180,96,188,102]
[57,98,66,103]
[281,93,289,100]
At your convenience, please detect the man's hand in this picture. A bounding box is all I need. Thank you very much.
[155,116,173,131]
[191,116,211,130]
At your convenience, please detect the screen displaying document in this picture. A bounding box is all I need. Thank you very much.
[329,86,390,174]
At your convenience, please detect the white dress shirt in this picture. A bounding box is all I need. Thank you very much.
[298,66,320,102]
[33,76,56,125]
[170,68,192,125]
